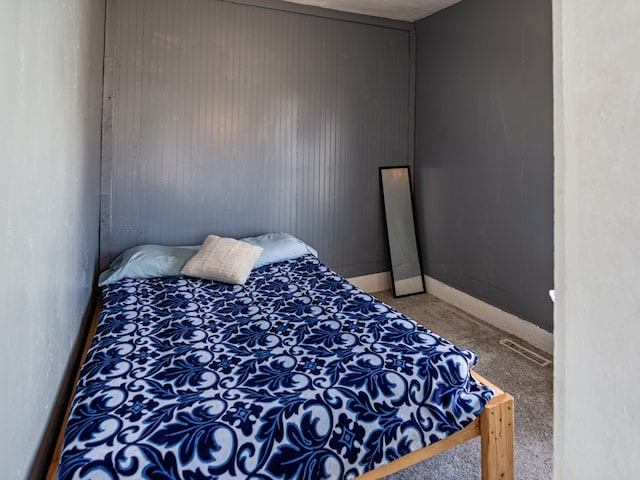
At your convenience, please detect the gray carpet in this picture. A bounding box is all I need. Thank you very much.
[372,290,553,480]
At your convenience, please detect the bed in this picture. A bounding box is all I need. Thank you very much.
[47,236,514,480]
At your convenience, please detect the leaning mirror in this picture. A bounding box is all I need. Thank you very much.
[380,166,426,297]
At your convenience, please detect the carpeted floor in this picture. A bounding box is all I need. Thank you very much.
[372,290,553,480]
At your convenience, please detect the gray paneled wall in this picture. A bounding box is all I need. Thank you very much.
[414,0,554,331]
[102,0,412,277]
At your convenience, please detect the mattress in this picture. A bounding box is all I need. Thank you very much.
[57,255,493,479]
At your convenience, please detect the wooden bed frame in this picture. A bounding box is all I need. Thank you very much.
[356,372,514,480]
[46,301,515,480]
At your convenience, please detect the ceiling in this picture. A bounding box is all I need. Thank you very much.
[279,0,462,22]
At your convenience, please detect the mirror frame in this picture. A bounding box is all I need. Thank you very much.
[379,166,426,298]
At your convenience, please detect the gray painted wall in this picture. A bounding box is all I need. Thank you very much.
[0,1,105,478]
[102,0,412,278]
[414,0,554,331]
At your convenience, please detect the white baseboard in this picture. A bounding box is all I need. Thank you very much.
[347,271,553,355]
[424,276,553,354]
[347,271,392,293]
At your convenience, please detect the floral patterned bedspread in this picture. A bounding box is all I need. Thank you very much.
[58,255,493,480]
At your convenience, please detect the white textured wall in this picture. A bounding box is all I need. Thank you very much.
[554,1,640,478]
[0,1,105,478]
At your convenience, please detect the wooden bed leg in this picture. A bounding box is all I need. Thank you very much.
[480,392,515,480]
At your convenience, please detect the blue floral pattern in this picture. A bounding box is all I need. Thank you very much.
[58,255,493,480]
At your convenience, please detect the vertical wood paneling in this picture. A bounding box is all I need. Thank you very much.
[103,0,411,277]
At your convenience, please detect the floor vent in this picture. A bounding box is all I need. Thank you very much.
[499,338,552,367]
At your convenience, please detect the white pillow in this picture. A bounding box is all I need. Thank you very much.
[181,235,263,285]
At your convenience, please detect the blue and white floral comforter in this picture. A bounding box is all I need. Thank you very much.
[58,255,493,480]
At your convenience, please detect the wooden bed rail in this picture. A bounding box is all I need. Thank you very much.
[356,372,514,480]
[46,301,102,480]
[46,299,514,480]
[48,374,514,480]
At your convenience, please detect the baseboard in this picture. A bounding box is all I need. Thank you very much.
[424,276,553,355]
[347,271,392,293]
[347,271,553,355]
